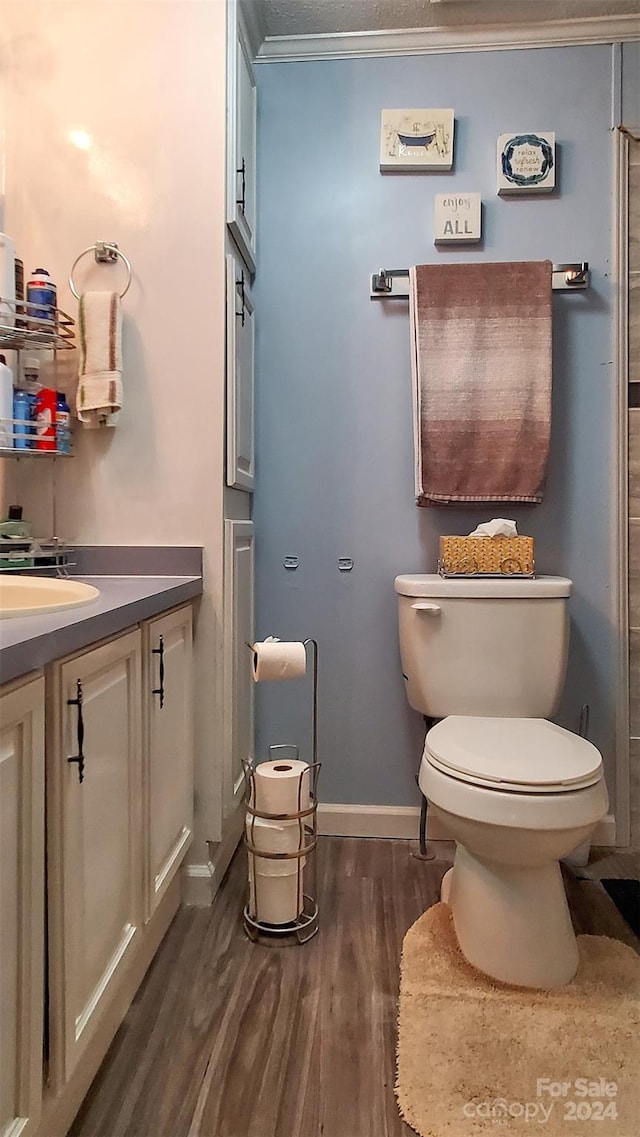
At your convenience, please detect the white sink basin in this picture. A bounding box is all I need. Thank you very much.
[0,577,100,618]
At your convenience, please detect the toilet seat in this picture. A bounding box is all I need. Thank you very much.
[425,716,603,794]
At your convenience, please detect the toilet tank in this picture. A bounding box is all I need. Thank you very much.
[395,575,571,719]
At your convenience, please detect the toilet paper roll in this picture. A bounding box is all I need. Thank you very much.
[245,815,306,876]
[250,759,310,816]
[252,638,307,683]
[248,862,304,925]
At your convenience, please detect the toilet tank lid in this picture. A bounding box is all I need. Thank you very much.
[394,574,572,598]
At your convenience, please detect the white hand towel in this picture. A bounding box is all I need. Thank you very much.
[76,291,123,428]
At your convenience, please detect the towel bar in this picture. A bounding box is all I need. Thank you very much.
[370,262,589,299]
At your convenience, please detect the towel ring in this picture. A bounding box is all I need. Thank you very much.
[68,242,132,300]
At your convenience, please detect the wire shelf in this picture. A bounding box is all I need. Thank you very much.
[0,540,74,576]
[0,296,76,351]
[0,447,73,459]
[0,417,74,458]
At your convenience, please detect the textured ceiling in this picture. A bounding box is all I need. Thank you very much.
[258,0,640,38]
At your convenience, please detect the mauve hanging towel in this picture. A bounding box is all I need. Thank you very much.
[409,260,553,505]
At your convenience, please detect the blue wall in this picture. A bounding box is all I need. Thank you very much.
[254,46,617,807]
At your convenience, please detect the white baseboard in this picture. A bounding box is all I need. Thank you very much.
[183,800,245,906]
[318,803,618,847]
[182,861,216,906]
[318,803,448,840]
[183,806,619,892]
[592,813,617,847]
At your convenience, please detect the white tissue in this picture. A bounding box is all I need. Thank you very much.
[468,519,518,539]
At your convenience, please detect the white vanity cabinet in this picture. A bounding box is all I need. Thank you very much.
[224,519,255,816]
[0,673,45,1137]
[226,250,255,492]
[143,605,194,919]
[46,608,195,1090]
[226,1,257,273]
[47,630,143,1084]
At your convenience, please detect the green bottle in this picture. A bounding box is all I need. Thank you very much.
[0,505,34,568]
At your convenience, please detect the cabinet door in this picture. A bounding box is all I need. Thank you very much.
[226,5,257,272]
[224,520,254,816]
[143,605,193,920]
[226,251,255,492]
[0,676,44,1137]
[48,631,142,1083]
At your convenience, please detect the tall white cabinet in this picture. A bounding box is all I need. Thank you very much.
[0,674,45,1137]
[224,0,257,823]
[226,0,257,273]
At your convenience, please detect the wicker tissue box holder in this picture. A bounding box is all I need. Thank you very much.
[439,535,535,578]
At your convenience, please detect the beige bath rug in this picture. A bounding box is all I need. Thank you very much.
[396,903,640,1137]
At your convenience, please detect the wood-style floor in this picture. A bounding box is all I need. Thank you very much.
[69,839,639,1137]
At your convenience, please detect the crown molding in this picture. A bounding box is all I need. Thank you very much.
[239,0,268,61]
[255,14,640,64]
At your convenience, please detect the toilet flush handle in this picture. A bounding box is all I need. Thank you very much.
[411,601,441,614]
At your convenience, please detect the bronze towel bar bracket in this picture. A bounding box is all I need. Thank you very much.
[370,263,590,300]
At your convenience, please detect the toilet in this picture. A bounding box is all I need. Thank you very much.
[395,573,608,989]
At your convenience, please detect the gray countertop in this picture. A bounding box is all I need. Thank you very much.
[0,574,202,684]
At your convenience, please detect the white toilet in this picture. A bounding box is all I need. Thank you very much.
[395,573,608,989]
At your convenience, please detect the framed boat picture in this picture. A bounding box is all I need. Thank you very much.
[380,109,455,172]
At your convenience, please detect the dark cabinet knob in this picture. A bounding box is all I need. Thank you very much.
[236,271,246,327]
[236,157,246,214]
[152,635,165,709]
[67,679,85,783]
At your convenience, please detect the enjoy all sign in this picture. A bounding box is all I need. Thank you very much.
[434,193,482,244]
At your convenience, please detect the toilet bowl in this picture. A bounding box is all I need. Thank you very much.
[395,574,609,989]
[420,716,608,988]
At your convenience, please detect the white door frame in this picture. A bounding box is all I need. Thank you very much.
[614,125,632,848]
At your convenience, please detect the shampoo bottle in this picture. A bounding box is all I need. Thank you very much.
[27,268,57,329]
[12,388,30,450]
[55,391,71,454]
[35,387,57,450]
[0,354,13,449]
[0,233,16,327]
[22,357,41,448]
